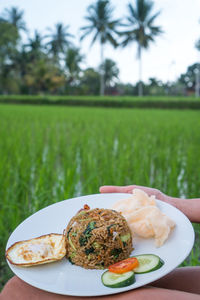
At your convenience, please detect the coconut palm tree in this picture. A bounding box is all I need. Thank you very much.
[25,31,44,61]
[80,0,120,95]
[65,47,84,84]
[99,58,119,89]
[45,23,74,61]
[3,6,26,32]
[120,0,163,96]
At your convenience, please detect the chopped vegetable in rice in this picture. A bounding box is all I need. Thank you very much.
[66,208,133,269]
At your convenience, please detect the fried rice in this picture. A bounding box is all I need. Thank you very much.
[65,207,133,269]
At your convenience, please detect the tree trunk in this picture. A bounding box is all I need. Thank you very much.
[138,45,143,97]
[100,43,105,96]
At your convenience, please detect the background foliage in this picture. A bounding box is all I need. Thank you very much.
[0,3,199,96]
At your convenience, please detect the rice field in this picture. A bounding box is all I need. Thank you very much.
[0,104,200,289]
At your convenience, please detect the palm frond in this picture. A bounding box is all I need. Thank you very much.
[80,25,91,31]
[80,28,94,42]
[106,33,118,48]
[137,0,154,22]
[147,10,161,26]
[128,3,138,21]
[79,0,119,49]
[120,0,163,50]
[149,25,163,36]
[121,33,136,47]
[91,30,99,47]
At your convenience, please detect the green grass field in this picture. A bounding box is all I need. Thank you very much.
[0,104,200,289]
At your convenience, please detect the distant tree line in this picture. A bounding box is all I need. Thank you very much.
[0,0,199,96]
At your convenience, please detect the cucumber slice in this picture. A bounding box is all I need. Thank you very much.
[133,254,164,274]
[101,270,135,288]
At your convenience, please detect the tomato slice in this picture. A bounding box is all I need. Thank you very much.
[108,257,139,274]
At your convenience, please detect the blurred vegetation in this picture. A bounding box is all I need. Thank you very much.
[1,95,200,109]
[0,1,199,97]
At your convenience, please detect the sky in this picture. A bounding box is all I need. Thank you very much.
[0,0,200,84]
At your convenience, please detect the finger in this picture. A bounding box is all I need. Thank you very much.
[99,185,160,197]
[99,185,135,194]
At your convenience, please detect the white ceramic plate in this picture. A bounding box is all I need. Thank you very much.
[6,193,195,297]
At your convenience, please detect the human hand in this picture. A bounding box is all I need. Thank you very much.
[99,185,172,205]
[100,184,200,223]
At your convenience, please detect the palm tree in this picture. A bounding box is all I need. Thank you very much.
[99,58,119,89]
[65,47,84,84]
[120,0,163,96]
[25,31,44,61]
[3,6,26,32]
[45,23,74,60]
[80,0,120,95]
